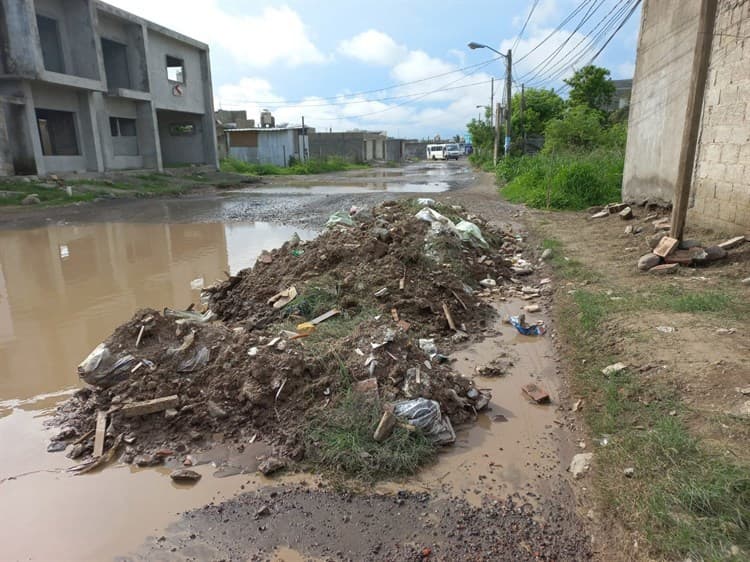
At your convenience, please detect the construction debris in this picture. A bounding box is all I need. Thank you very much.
[522,383,550,404]
[50,200,531,470]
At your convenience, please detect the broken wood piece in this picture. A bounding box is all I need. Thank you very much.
[522,383,550,404]
[135,325,145,348]
[93,410,107,457]
[373,408,397,442]
[71,433,123,475]
[120,395,179,417]
[267,286,298,309]
[442,302,457,331]
[310,309,340,325]
[397,319,411,331]
[72,428,95,446]
[130,361,143,374]
[718,236,745,250]
[391,308,400,322]
[450,290,468,311]
[374,287,389,298]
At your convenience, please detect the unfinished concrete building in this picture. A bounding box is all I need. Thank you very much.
[0,0,218,176]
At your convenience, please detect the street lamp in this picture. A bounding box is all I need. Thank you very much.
[468,41,512,161]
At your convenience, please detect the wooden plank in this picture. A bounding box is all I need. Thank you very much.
[442,302,457,331]
[120,395,179,417]
[310,309,340,325]
[718,236,745,250]
[451,290,468,311]
[93,410,107,457]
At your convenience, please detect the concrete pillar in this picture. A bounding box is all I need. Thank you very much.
[0,104,13,175]
[77,91,104,172]
[136,100,161,170]
[1,0,43,77]
[199,50,219,169]
[20,82,46,176]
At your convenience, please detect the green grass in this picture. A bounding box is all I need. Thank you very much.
[498,149,624,210]
[546,237,750,561]
[0,181,99,206]
[305,390,437,481]
[221,156,369,176]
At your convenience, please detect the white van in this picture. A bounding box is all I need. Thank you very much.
[426,144,447,160]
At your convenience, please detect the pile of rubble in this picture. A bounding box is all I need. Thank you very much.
[589,203,748,273]
[50,199,534,474]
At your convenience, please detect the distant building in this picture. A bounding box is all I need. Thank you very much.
[0,0,218,176]
[224,126,312,167]
[307,131,389,162]
[609,78,633,111]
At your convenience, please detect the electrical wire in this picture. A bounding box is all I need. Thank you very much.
[515,0,596,63]
[218,56,502,106]
[512,0,541,52]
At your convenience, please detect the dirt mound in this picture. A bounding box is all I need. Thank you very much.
[51,200,526,472]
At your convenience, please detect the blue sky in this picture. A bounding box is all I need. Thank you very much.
[108,0,642,139]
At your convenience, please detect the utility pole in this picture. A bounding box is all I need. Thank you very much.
[520,83,526,155]
[670,0,717,240]
[490,77,494,126]
[504,49,512,157]
[493,102,501,165]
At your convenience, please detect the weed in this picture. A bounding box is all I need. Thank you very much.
[305,390,436,481]
[545,236,750,560]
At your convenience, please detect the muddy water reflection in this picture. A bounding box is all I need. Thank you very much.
[0,219,315,559]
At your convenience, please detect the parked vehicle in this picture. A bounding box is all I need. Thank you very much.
[426,144,447,160]
[444,143,462,160]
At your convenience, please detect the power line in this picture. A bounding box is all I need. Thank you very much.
[525,0,639,88]
[219,56,503,106]
[515,0,596,64]
[315,60,496,121]
[512,0,541,52]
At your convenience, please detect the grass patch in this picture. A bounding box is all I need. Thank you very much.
[546,237,750,560]
[498,149,623,210]
[221,156,369,176]
[541,239,600,282]
[305,390,436,481]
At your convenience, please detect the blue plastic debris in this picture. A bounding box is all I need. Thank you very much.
[509,315,546,336]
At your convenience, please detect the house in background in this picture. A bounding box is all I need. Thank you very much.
[0,0,218,176]
[224,125,311,167]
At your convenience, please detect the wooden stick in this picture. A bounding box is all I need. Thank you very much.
[120,395,179,417]
[451,290,468,311]
[93,410,107,457]
[135,325,145,348]
[442,302,457,331]
[72,428,95,446]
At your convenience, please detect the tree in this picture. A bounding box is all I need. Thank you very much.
[510,87,565,139]
[542,105,605,153]
[564,65,615,113]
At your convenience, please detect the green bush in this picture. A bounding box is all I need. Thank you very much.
[499,150,624,210]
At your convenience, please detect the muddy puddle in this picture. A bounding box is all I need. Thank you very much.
[229,181,450,195]
[0,219,316,559]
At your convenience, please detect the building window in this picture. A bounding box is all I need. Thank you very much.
[109,117,137,137]
[169,123,194,136]
[36,109,79,156]
[166,56,184,83]
[101,38,131,90]
[36,15,65,73]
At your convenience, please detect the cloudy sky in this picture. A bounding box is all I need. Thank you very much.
[106,0,642,139]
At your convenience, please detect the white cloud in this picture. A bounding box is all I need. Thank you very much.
[104,1,325,67]
[338,30,408,66]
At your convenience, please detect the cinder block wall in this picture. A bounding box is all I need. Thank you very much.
[689,0,750,234]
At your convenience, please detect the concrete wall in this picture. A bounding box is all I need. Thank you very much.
[308,132,388,162]
[97,11,148,92]
[1,0,44,76]
[156,110,205,165]
[404,141,428,159]
[622,0,703,204]
[31,83,89,172]
[0,107,12,174]
[147,30,206,114]
[688,0,750,233]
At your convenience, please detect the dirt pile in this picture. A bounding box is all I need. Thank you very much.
[51,200,529,471]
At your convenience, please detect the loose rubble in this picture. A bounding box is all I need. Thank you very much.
[50,200,534,474]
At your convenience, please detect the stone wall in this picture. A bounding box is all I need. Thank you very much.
[689,0,750,234]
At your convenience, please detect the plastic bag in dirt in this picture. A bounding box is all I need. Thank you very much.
[415,207,456,231]
[509,315,546,336]
[325,211,355,228]
[177,346,210,373]
[417,198,436,207]
[455,220,489,249]
[393,398,456,445]
[77,344,137,388]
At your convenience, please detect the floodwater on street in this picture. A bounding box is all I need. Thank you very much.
[0,219,316,560]
[0,161,571,560]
